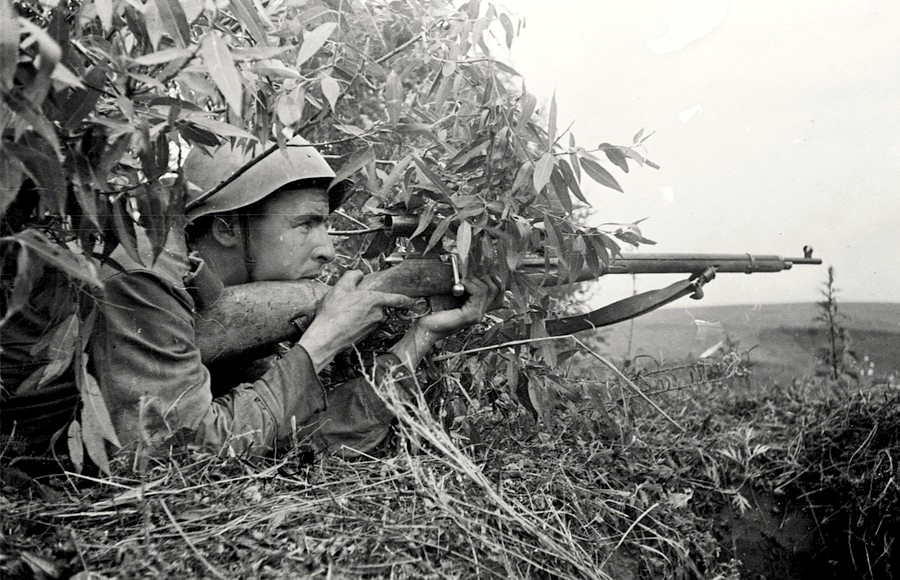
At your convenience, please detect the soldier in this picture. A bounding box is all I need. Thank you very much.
[3,136,496,463]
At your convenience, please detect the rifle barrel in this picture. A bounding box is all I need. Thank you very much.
[521,252,822,282]
[605,253,821,274]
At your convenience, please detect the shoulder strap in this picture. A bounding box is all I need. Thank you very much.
[544,267,717,335]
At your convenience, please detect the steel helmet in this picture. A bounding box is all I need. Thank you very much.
[183,136,353,220]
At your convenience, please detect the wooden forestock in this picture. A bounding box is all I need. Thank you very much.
[359,259,456,296]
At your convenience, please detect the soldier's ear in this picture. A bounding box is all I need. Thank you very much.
[209,212,240,248]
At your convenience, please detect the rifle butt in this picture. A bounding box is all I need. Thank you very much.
[197,281,328,363]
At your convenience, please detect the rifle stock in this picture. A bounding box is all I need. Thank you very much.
[196,262,459,363]
[196,281,328,363]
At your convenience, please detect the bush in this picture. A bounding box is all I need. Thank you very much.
[1,0,653,469]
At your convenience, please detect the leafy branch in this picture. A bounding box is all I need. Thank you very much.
[1,0,658,469]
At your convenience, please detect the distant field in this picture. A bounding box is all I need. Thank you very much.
[597,302,900,384]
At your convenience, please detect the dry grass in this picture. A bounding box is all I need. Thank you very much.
[1,447,702,579]
[3,351,897,579]
[1,370,724,579]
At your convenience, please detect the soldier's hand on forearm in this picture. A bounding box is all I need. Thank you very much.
[418,275,499,339]
[389,275,500,369]
[299,270,417,371]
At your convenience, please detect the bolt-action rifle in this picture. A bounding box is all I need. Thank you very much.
[359,246,822,335]
[195,214,821,363]
[342,213,821,332]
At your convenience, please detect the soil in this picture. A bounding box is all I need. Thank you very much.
[715,487,897,580]
[715,488,822,580]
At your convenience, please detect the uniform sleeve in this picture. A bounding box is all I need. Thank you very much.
[296,353,416,458]
[90,271,326,455]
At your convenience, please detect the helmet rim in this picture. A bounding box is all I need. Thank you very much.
[183,136,353,220]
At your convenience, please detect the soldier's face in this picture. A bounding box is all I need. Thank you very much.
[244,187,335,281]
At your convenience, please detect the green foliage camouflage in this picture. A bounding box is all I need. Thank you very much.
[1,0,656,469]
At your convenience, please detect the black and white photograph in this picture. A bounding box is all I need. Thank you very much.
[2,0,897,577]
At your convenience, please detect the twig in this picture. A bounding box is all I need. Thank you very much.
[572,337,686,433]
[159,498,228,580]
[62,471,134,489]
[375,30,426,65]
[432,334,570,362]
[329,226,384,236]
[68,529,90,574]
[599,501,659,570]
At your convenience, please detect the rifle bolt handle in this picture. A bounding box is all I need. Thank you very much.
[448,252,464,296]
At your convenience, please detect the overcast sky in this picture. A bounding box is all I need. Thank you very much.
[501,0,899,307]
